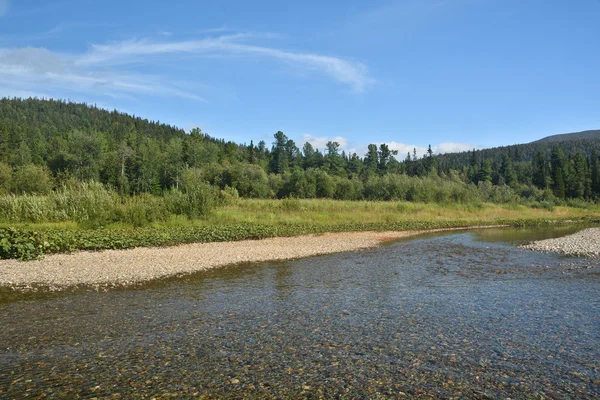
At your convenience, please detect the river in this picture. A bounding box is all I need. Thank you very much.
[1,226,599,398]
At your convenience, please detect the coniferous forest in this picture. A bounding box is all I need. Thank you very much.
[1,97,600,205]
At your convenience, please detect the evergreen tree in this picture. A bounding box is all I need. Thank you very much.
[377,143,398,174]
[550,146,566,199]
[364,144,378,174]
[499,153,517,186]
[477,159,493,183]
[532,151,549,189]
[270,131,289,174]
[591,150,600,197]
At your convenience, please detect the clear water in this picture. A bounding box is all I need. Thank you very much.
[1,227,599,398]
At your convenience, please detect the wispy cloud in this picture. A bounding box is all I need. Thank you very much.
[0,0,9,16]
[77,34,373,92]
[1,32,372,104]
[0,46,205,101]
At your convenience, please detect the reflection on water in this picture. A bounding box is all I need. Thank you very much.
[1,228,599,398]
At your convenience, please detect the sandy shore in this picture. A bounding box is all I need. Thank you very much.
[520,227,600,258]
[0,226,504,290]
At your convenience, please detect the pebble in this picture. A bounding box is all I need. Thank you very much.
[520,228,600,258]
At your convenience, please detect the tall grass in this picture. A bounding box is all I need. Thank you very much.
[2,196,599,260]
[0,181,219,227]
[1,181,598,230]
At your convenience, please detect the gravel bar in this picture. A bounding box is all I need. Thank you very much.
[0,226,503,290]
[520,227,600,258]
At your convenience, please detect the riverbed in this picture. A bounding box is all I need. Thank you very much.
[1,226,599,398]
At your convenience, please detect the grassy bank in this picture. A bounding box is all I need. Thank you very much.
[1,199,599,261]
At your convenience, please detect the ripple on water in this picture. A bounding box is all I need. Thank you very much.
[0,228,599,398]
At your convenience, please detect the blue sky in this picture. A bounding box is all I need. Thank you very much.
[1,0,599,157]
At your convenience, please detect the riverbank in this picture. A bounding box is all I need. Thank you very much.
[521,227,600,258]
[0,226,503,291]
[3,199,599,261]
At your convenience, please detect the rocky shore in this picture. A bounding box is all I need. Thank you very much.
[520,227,600,258]
[0,226,501,290]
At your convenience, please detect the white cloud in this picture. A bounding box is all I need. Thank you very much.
[386,141,477,158]
[436,142,475,154]
[77,34,373,92]
[386,141,428,158]
[301,134,349,152]
[0,46,206,101]
[0,0,9,16]
[350,141,478,160]
[298,136,477,159]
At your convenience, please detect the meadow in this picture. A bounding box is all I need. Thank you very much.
[1,187,599,261]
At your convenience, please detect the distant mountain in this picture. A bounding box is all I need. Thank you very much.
[533,130,600,143]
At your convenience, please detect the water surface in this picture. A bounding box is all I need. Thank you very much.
[1,227,599,398]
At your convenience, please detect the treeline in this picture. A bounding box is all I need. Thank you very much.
[1,97,600,204]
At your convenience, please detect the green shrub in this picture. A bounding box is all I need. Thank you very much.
[530,200,556,211]
[0,227,46,261]
[281,197,302,211]
[118,193,169,227]
[218,185,240,206]
[333,177,356,200]
[165,183,217,219]
[12,164,53,195]
[566,198,593,209]
[233,164,270,198]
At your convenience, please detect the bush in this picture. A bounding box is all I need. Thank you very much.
[282,169,317,199]
[117,193,169,227]
[333,177,356,200]
[233,164,270,198]
[530,200,556,211]
[166,184,217,219]
[0,227,46,261]
[12,164,53,194]
[268,173,284,198]
[281,197,303,211]
[218,185,239,206]
[315,170,335,198]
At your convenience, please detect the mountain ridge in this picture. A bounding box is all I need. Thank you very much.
[532,130,600,144]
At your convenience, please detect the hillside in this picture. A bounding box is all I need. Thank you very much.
[534,130,600,143]
[435,130,600,173]
[1,97,600,202]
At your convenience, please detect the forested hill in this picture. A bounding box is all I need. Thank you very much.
[1,97,600,202]
[533,130,600,143]
[435,130,600,172]
[0,97,186,145]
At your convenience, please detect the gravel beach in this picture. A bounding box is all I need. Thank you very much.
[520,227,600,258]
[0,226,499,290]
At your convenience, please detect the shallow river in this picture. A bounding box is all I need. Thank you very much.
[1,226,599,398]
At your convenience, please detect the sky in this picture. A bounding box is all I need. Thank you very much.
[1,0,599,157]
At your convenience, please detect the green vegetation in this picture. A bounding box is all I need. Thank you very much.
[1,98,600,203]
[1,197,599,260]
[1,98,599,260]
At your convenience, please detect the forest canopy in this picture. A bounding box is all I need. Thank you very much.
[1,97,600,204]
